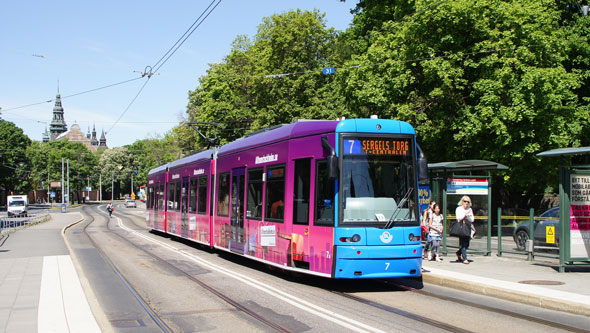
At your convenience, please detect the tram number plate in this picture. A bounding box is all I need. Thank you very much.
[385,262,390,270]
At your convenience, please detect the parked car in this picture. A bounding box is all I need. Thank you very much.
[513,207,560,250]
[124,199,137,208]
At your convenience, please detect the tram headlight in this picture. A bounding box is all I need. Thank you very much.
[409,233,420,242]
[339,234,361,243]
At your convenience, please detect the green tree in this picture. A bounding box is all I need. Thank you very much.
[0,120,32,194]
[337,0,589,205]
[125,136,182,192]
[182,10,346,150]
[27,140,98,203]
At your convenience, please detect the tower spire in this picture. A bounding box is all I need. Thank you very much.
[49,84,67,140]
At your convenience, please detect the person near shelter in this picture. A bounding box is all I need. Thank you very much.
[421,201,436,259]
[455,195,474,264]
[428,203,444,262]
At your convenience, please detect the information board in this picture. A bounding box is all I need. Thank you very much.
[570,174,590,258]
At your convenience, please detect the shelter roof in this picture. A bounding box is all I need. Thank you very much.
[536,147,590,157]
[428,160,508,172]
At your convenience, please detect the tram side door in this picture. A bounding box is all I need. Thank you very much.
[181,177,189,238]
[230,167,246,253]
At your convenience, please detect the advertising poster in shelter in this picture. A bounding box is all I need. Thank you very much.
[418,184,431,216]
[570,174,590,258]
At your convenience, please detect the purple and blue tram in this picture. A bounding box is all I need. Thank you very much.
[146,117,427,279]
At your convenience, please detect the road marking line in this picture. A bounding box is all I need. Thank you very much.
[38,255,100,333]
[113,212,385,333]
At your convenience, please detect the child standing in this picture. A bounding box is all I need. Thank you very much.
[428,204,444,262]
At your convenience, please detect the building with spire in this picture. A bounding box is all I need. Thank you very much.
[43,88,107,151]
[49,89,67,140]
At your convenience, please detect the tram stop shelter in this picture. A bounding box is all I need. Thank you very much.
[426,160,508,257]
[537,147,590,272]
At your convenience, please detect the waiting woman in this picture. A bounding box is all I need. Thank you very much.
[455,196,474,264]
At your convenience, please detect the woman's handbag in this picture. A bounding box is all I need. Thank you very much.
[449,219,472,237]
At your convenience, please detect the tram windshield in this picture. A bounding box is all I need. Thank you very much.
[340,136,418,227]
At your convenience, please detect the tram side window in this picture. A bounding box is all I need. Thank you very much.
[168,182,176,211]
[293,159,311,225]
[217,172,230,216]
[198,176,208,215]
[246,168,264,219]
[265,165,285,222]
[189,178,198,213]
[181,178,189,213]
[158,183,164,211]
[315,160,335,226]
[147,186,153,209]
[175,181,181,211]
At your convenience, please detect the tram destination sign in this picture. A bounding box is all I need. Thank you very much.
[344,137,410,156]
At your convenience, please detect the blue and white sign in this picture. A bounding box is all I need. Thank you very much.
[323,67,335,75]
[447,178,488,195]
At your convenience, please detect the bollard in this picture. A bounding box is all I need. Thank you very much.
[526,239,534,261]
[61,203,66,213]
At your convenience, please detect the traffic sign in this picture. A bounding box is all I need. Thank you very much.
[323,67,335,75]
[50,192,55,198]
[546,226,555,244]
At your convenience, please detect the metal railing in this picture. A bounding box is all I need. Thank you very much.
[438,208,559,262]
[0,211,52,237]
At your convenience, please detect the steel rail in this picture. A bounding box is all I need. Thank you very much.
[385,280,589,333]
[79,208,173,332]
[104,206,291,333]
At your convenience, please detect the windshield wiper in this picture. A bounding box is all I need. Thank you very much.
[382,187,414,229]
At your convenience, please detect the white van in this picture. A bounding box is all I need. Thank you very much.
[7,195,28,217]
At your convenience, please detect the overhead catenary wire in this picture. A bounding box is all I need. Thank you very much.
[151,0,219,71]
[152,0,223,74]
[2,77,144,112]
[106,0,223,135]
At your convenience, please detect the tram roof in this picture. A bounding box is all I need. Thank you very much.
[168,149,214,170]
[217,120,339,156]
[147,163,169,176]
[537,147,590,157]
[428,159,508,172]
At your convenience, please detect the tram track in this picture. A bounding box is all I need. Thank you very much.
[83,205,291,333]
[79,208,173,332]
[329,277,588,333]
[384,280,590,333]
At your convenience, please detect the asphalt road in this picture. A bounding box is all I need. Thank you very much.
[63,203,589,332]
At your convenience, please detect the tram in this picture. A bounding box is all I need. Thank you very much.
[146,117,427,279]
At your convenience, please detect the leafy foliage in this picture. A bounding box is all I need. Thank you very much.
[27,139,98,202]
[0,120,31,193]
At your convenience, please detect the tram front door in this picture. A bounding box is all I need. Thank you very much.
[230,167,246,253]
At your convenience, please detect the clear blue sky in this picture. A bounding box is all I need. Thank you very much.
[0,0,355,147]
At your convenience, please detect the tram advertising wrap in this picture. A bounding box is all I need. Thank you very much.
[146,118,426,279]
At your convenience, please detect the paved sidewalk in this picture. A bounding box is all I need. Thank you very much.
[0,212,100,333]
[422,253,590,316]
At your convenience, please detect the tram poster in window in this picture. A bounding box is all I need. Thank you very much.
[570,174,590,258]
[343,137,410,156]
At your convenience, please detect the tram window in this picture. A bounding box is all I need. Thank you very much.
[293,159,311,225]
[189,178,198,213]
[198,176,208,215]
[315,160,335,226]
[175,181,181,211]
[168,182,176,211]
[158,183,164,211]
[246,168,264,219]
[181,177,189,213]
[210,175,215,215]
[217,172,230,216]
[147,186,153,209]
[265,165,285,222]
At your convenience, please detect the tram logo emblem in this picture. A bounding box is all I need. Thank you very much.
[380,231,393,243]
